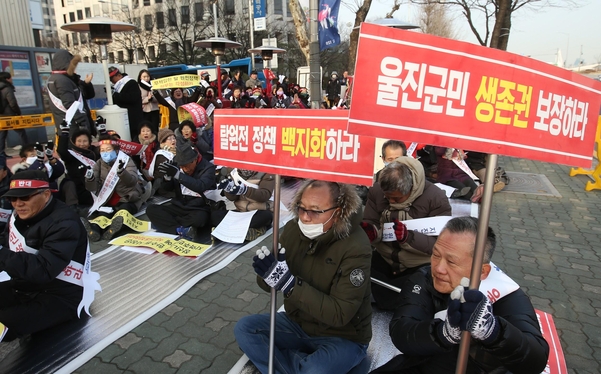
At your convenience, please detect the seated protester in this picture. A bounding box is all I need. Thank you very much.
[83,139,151,241]
[212,168,275,241]
[465,151,508,193]
[57,122,99,208]
[175,120,213,162]
[154,87,202,130]
[434,147,481,203]
[146,141,216,240]
[361,157,451,311]
[0,170,99,342]
[0,155,12,233]
[235,181,372,373]
[371,217,549,374]
[137,120,159,181]
[270,85,292,109]
[230,86,251,108]
[149,128,177,196]
[375,140,407,182]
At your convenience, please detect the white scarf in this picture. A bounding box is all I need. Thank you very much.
[88,151,130,216]
[114,76,134,94]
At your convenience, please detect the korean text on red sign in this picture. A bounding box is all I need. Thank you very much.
[348,23,601,168]
[214,109,376,186]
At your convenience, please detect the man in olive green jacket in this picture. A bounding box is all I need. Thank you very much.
[235,180,372,373]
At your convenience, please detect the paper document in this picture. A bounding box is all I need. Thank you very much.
[402,216,453,236]
[212,210,257,243]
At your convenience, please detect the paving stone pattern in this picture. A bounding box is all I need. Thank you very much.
[78,157,601,374]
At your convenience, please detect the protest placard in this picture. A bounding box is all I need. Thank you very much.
[151,74,199,90]
[348,23,601,167]
[110,234,210,257]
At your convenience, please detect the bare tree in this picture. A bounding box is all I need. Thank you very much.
[347,0,374,74]
[409,0,580,51]
[416,0,458,39]
[288,0,310,64]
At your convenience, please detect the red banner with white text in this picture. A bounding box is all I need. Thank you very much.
[214,109,376,186]
[348,23,601,168]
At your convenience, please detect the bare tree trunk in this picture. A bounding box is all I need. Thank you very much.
[289,0,310,65]
[489,0,512,50]
[348,0,373,75]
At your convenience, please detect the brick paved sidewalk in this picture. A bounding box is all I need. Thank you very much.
[77,156,601,374]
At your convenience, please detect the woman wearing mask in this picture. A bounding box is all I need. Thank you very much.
[0,72,28,158]
[138,69,160,133]
[270,85,291,109]
[83,138,151,241]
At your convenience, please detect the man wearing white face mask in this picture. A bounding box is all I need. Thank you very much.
[235,180,373,374]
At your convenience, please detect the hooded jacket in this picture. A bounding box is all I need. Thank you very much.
[371,267,549,374]
[0,81,21,116]
[364,156,451,273]
[47,50,90,130]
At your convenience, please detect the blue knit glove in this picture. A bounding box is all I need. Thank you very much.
[460,290,500,344]
[252,246,295,295]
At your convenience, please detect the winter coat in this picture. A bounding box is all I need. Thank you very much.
[47,50,90,130]
[326,79,341,100]
[112,76,144,137]
[230,96,252,109]
[0,198,87,308]
[0,81,21,116]
[435,146,474,184]
[245,77,262,89]
[257,212,373,345]
[270,95,292,109]
[371,267,549,374]
[138,133,159,180]
[57,133,98,206]
[363,157,452,273]
[163,155,216,210]
[140,83,159,113]
[174,127,213,162]
[85,157,145,207]
[221,169,275,212]
[0,170,13,233]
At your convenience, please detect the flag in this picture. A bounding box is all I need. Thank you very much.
[318,0,341,51]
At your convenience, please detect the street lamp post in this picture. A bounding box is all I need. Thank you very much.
[246,45,286,374]
[62,16,136,140]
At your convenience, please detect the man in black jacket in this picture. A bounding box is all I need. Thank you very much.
[146,141,216,240]
[0,170,100,342]
[371,216,549,374]
[109,67,144,141]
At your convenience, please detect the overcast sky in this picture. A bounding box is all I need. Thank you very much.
[336,0,601,67]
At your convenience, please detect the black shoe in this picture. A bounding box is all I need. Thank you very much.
[102,216,124,241]
[81,217,101,242]
[450,186,471,199]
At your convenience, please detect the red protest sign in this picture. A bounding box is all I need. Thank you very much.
[535,309,567,374]
[114,140,145,156]
[348,23,601,168]
[178,102,207,127]
[214,109,375,186]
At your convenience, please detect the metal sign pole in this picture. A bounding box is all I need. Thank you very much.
[454,154,498,374]
[267,174,282,374]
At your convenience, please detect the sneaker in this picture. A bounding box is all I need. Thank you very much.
[176,225,196,241]
[493,180,506,193]
[102,216,124,241]
[245,226,267,241]
[470,184,485,204]
[81,217,101,242]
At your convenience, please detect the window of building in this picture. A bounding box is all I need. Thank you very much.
[77,9,83,19]
[109,52,115,63]
[69,12,75,22]
[274,0,282,15]
[184,39,192,54]
[61,0,65,7]
[45,19,52,27]
[156,12,164,28]
[171,42,179,52]
[45,7,50,15]
[133,17,140,28]
[80,32,87,43]
[117,51,124,62]
[85,7,91,18]
[132,0,139,8]
[181,5,190,23]
[155,0,162,3]
[159,43,167,56]
[63,14,67,23]
[137,48,145,61]
[194,2,203,21]
[72,33,78,45]
[143,0,150,5]
[168,9,176,26]
[149,45,156,60]
[225,0,235,15]
[144,14,153,30]
[65,34,70,47]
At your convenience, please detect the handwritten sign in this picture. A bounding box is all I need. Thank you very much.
[110,234,211,257]
[89,210,151,232]
[152,74,199,89]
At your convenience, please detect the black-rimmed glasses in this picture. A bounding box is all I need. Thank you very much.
[296,204,338,220]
